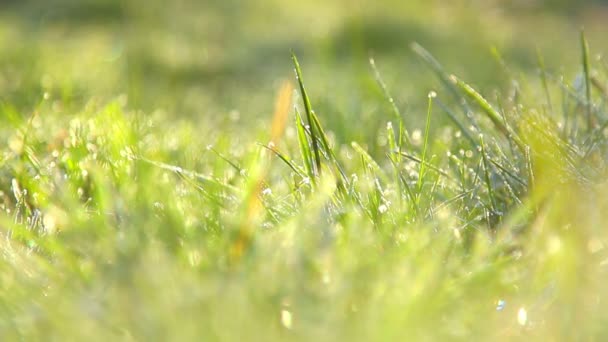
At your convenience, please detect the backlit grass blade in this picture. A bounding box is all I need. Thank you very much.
[536,47,553,114]
[310,111,350,188]
[480,135,498,214]
[411,42,477,128]
[258,143,307,178]
[295,108,314,181]
[292,53,322,175]
[397,152,454,182]
[581,29,595,131]
[351,142,382,174]
[418,92,435,196]
[369,57,411,148]
[450,75,525,151]
[435,98,477,146]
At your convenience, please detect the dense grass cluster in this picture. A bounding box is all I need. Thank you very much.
[2,1,608,341]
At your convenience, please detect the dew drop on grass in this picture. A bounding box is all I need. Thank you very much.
[496,299,506,311]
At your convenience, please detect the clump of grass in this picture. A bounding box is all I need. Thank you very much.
[0,37,608,342]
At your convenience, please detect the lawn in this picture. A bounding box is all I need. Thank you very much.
[1,1,608,340]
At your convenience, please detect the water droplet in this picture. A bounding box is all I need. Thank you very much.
[496,299,506,311]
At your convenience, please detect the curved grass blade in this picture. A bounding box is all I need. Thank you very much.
[369,57,412,148]
[258,143,307,178]
[411,42,479,130]
[450,75,525,152]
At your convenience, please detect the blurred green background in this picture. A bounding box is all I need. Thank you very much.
[1,0,606,145]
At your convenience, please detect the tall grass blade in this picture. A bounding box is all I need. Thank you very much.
[418,92,435,196]
[450,75,525,151]
[292,53,322,175]
[536,47,554,114]
[480,135,498,214]
[295,108,314,181]
[310,111,350,188]
[581,29,596,131]
[369,57,412,148]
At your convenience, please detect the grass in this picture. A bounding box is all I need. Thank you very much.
[1,1,608,341]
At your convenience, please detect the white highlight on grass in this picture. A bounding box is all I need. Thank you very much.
[548,235,562,254]
[281,309,293,329]
[378,204,388,214]
[517,307,528,326]
[453,228,461,240]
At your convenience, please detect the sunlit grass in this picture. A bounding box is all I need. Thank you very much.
[1,1,608,341]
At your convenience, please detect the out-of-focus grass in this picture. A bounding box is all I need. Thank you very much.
[1,1,608,340]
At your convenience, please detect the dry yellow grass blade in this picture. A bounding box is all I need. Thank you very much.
[270,80,294,145]
[230,80,293,264]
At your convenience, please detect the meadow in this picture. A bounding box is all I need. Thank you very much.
[1,1,608,340]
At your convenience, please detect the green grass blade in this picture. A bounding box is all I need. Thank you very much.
[580,29,595,131]
[310,111,350,188]
[536,47,553,114]
[435,97,477,146]
[292,53,322,175]
[480,135,497,214]
[450,75,525,152]
[411,43,476,126]
[418,92,435,195]
[258,143,307,178]
[351,142,382,174]
[295,108,315,181]
[369,57,412,148]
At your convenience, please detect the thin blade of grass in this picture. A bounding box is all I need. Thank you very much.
[295,108,314,182]
[369,57,412,148]
[435,97,477,146]
[581,29,595,131]
[418,92,435,196]
[292,53,322,175]
[258,143,307,178]
[480,135,497,214]
[450,75,525,152]
[310,111,350,188]
[536,47,554,114]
